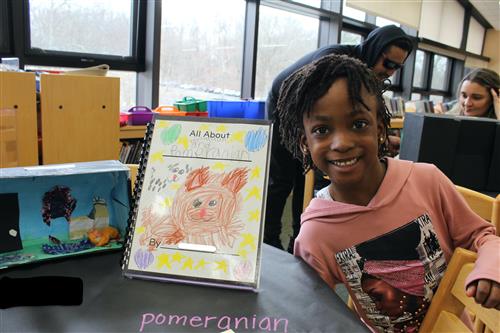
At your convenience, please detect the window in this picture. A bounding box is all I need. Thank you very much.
[255,5,319,100]
[411,93,421,101]
[291,0,321,7]
[159,0,245,105]
[412,50,427,88]
[466,17,485,55]
[342,2,365,21]
[0,0,11,55]
[24,65,137,111]
[25,0,144,70]
[341,30,362,45]
[429,95,443,104]
[430,54,451,91]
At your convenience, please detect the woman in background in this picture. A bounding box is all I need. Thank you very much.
[438,68,499,119]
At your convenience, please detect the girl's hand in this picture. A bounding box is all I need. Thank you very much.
[466,279,500,310]
[491,88,500,120]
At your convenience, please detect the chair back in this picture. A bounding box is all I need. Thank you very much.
[455,185,500,236]
[420,247,500,333]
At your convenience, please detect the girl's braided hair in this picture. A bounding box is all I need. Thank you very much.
[276,53,391,173]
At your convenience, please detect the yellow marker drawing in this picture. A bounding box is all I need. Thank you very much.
[250,166,261,179]
[157,120,169,128]
[215,260,228,273]
[157,253,172,269]
[177,135,189,149]
[212,162,227,170]
[182,257,194,270]
[170,183,181,191]
[216,125,227,133]
[229,131,244,143]
[240,233,256,251]
[195,259,209,269]
[171,252,183,263]
[237,247,248,258]
[163,197,173,207]
[248,209,260,222]
[150,151,164,163]
[136,226,145,234]
[199,124,210,131]
[245,186,261,201]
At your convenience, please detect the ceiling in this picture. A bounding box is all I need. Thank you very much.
[470,0,500,30]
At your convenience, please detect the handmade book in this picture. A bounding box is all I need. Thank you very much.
[122,115,272,290]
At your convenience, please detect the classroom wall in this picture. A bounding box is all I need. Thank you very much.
[483,29,500,73]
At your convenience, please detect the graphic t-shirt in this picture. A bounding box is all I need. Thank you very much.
[336,214,446,333]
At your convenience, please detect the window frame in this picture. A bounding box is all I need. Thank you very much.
[411,49,455,100]
[21,0,146,71]
[0,0,13,56]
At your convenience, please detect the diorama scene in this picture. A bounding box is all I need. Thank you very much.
[0,160,130,269]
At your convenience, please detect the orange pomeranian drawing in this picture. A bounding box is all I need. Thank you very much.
[139,166,249,250]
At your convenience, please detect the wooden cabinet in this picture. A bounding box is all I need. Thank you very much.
[40,74,120,164]
[0,72,38,167]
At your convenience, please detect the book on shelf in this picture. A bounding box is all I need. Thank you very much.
[121,115,272,291]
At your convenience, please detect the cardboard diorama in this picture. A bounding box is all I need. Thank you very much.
[0,160,130,269]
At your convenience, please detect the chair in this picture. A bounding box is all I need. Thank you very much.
[455,185,500,236]
[420,247,500,333]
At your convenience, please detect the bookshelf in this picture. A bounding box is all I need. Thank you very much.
[119,125,147,164]
[0,72,38,167]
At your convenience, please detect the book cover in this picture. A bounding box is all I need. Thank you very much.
[122,115,272,290]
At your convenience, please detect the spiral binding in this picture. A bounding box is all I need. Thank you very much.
[121,122,155,270]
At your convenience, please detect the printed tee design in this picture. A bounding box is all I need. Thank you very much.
[335,214,446,333]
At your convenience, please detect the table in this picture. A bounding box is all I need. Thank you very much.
[0,244,368,333]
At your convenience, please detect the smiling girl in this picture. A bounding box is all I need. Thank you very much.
[276,54,500,332]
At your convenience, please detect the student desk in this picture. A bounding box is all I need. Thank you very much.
[0,244,368,333]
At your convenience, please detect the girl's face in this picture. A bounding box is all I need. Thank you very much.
[459,80,492,117]
[300,78,385,192]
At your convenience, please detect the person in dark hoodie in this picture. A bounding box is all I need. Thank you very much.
[264,25,414,252]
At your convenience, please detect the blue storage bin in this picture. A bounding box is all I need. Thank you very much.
[207,100,265,119]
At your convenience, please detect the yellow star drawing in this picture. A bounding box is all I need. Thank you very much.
[136,226,146,234]
[177,135,189,149]
[199,124,210,131]
[240,233,256,250]
[195,259,209,270]
[212,162,226,170]
[245,186,261,201]
[157,120,169,128]
[157,253,172,269]
[215,125,227,133]
[182,257,194,270]
[229,131,244,143]
[150,151,164,163]
[250,166,261,179]
[237,247,248,258]
[215,260,228,273]
[162,197,173,207]
[171,252,183,263]
[170,183,181,191]
[248,209,260,222]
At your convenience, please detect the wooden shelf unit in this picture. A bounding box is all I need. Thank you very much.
[0,72,38,167]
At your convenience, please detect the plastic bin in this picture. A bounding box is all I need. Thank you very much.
[207,100,265,119]
[125,106,153,125]
[174,97,207,112]
[153,105,208,117]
